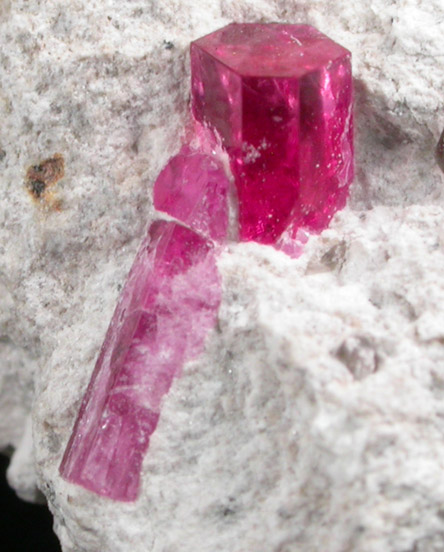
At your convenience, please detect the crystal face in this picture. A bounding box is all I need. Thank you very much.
[153,145,229,240]
[191,23,353,244]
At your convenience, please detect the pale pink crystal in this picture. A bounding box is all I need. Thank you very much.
[275,225,309,259]
[153,145,229,240]
[191,23,353,244]
[60,221,222,500]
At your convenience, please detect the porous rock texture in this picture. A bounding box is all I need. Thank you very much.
[1,1,444,551]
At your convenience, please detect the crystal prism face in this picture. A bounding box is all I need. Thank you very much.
[60,221,221,501]
[153,145,229,241]
[191,23,353,244]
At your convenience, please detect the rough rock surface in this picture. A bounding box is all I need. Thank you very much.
[1,1,444,551]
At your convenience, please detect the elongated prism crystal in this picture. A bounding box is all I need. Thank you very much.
[60,146,229,500]
[191,23,353,244]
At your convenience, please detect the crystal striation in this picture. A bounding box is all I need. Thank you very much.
[60,220,222,500]
[191,23,353,244]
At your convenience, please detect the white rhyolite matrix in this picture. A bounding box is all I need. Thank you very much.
[1,1,444,551]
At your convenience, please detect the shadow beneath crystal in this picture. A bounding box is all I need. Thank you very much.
[0,452,61,552]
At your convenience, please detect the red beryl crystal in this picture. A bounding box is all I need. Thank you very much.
[191,23,353,244]
[153,145,229,241]
[60,221,222,501]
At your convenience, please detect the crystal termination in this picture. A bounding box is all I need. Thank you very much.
[191,23,353,244]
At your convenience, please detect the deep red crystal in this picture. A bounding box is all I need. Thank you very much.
[191,23,353,244]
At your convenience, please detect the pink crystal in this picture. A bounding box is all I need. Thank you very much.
[153,145,229,240]
[191,23,353,244]
[60,221,221,501]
